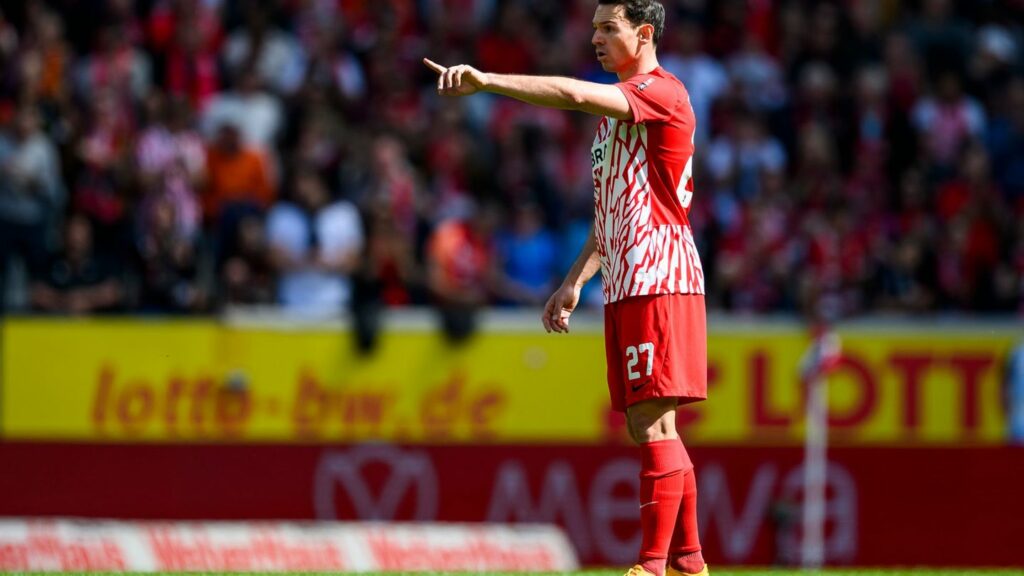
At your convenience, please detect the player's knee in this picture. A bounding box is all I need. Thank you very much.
[628,418,668,443]
[626,399,677,444]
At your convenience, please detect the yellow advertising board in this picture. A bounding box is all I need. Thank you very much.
[1,318,1019,445]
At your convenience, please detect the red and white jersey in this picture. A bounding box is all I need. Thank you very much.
[591,67,704,304]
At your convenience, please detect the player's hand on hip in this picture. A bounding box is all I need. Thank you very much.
[423,58,487,96]
[542,284,580,334]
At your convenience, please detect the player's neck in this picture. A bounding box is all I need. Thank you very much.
[616,52,660,82]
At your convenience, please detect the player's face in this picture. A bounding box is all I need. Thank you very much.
[592,4,642,73]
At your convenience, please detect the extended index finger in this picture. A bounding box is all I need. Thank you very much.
[422,58,446,74]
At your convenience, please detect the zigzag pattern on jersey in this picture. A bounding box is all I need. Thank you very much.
[596,121,705,303]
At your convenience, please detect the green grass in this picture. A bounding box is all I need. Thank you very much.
[3,571,1024,576]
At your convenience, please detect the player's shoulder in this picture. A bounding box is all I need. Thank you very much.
[623,67,685,90]
[620,67,689,106]
[616,67,692,126]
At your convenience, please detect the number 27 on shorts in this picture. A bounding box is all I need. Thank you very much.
[625,342,654,380]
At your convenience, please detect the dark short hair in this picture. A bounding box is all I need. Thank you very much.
[597,0,666,44]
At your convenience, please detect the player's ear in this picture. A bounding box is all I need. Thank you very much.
[638,23,654,45]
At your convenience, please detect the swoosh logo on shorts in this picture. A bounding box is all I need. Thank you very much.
[631,380,650,392]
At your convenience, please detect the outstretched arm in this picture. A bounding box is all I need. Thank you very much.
[423,58,632,121]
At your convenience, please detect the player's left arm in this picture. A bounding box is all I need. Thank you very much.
[423,58,632,121]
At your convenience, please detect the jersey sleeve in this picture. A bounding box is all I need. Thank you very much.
[615,74,680,124]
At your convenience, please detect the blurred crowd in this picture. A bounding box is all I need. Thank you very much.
[1,0,1022,331]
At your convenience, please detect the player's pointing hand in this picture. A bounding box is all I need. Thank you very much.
[423,58,488,96]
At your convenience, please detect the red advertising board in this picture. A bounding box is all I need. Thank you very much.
[1,442,1021,567]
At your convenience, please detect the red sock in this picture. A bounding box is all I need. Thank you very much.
[638,439,686,576]
[668,551,705,575]
[668,446,704,574]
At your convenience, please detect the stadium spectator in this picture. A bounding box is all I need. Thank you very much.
[705,109,786,200]
[135,93,204,241]
[660,17,728,146]
[476,2,538,75]
[0,9,17,66]
[30,213,124,314]
[911,70,986,174]
[152,0,222,110]
[423,105,479,223]
[290,19,367,106]
[201,67,283,151]
[135,194,207,313]
[221,2,303,95]
[291,109,345,183]
[354,190,423,309]
[985,75,1024,207]
[905,0,972,78]
[426,201,498,343]
[72,89,134,254]
[220,212,274,306]
[850,66,890,166]
[350,195,423,354]
[970,25,1018,104]
[0,104,64,309]
[16,9,70,108]
[875,234,937,313]
[727,32,787,116]
[266,167,363,316]
[203,121,274,222]
[493,202,560,306]
[844,0,885,68]
[74,22,151,104]
[938,144,1006,310]
[358,134,423,237]
[146,0,222,57]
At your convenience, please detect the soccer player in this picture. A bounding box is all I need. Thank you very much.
[424,1,707,575]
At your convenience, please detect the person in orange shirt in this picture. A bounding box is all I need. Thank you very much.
[203,122,274,222]
[425,201,500,343]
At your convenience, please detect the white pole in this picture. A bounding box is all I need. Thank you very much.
[800,329,839,569]
[801,368,827,568]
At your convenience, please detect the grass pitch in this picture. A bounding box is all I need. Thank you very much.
[2,565,1024,569]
